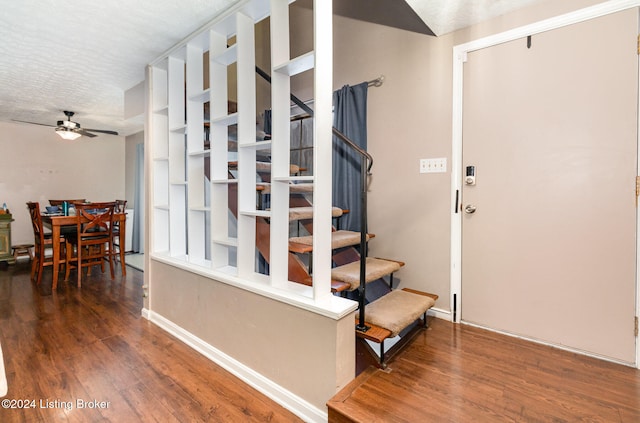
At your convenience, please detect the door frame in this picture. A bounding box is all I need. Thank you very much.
[450,0,640,368]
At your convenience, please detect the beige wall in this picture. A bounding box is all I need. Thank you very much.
[289,0,603,312]
[147,261,355,411]
[0,121,125,245]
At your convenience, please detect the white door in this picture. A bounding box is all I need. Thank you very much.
[461,9,638,363]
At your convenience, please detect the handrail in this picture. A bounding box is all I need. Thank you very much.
[331,127,374,174]
[255,65,373,332]
[256,65,373,173]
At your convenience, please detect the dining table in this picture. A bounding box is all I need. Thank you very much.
[41,212,127,289]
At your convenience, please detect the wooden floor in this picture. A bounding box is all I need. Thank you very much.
[4,259,639,423]
[330,317,640,422]
[0,260,301,422]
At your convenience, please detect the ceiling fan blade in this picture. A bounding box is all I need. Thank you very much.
[75,128,97,138]
[11,119,56,128]
[13,114,118,138]
[84,128,119,136]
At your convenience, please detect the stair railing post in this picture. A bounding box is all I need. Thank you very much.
[356,156,369,331]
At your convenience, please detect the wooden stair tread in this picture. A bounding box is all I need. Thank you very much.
[288,206,344,221]
[302,277,352,293]
[289,230,374,252]
[257,183,314,194]
[332,281,352,292]
[288,240,313,254]
[331,257,404,290]
[355,321,392,343]
[357,288,437,338]
[227,161,300,174]
[401,288,439,301]
[257,161,300,174]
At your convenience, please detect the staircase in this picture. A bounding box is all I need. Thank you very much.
[147,4,434,417]
[192,3,437,367]
[208,82,437,368]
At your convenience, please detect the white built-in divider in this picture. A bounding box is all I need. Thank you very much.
[309,0,334,301]
[268,0,292,290]
[186,42,207,266]
[210,26,234,271]
[148,0,355,316]
[236,11,260,280]
[150,64,169,255]
[167,56,187,259]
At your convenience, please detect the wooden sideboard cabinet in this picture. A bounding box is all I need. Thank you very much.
[0,214,15,264]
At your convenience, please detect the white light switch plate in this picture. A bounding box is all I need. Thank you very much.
[420,158,447,173]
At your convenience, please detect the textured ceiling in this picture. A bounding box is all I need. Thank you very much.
[405,0,548,36]
[0,0,240,136]
[0,0,547,138]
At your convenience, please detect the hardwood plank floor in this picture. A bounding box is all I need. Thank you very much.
[0,260,302,422]
[330,317,640,422]
[6,258,639,422]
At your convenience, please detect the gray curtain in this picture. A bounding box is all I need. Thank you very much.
[263,109,271,136]
[132,143,145,253]
[332,82,368,232]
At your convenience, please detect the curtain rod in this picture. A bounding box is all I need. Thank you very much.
[368,75,385,87]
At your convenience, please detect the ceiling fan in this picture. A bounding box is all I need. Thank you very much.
[13,111,119,140]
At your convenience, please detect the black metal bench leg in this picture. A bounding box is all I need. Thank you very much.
[380,340,386,369]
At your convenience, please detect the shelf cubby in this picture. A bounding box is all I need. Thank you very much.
[188,88,210,103]
[147,0,335,299]
[211,44,238,66]
[238,140,272,150]
[273,51,315,76]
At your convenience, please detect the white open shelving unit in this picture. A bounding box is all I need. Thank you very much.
[147,0,344,309]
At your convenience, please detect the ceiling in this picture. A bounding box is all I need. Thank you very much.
[0,0,547,138]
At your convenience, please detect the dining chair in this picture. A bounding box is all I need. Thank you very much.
[112,200,127,276]
[26,202,66,286]
[64,202,116,288]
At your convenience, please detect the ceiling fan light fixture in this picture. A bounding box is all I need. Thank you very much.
[55,127,81,140]
[59,120,77,129]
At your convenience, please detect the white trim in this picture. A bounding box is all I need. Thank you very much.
[428,307,452,322]
[454,0,640,55]
[450,45,464,324]
[145,310,328,423]
[451,0,640,368]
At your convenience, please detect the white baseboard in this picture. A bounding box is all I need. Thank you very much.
[141,308,327,423]
[428,307,451,322]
